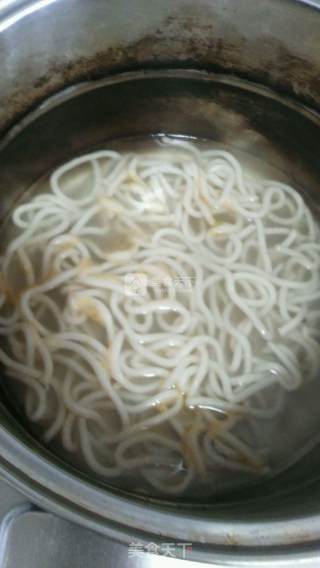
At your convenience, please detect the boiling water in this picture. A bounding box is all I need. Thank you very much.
[1,135,320,499]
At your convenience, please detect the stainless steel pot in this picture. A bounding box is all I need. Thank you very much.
[0,0,320,564]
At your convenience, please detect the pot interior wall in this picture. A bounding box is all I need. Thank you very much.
[1,71,320,515]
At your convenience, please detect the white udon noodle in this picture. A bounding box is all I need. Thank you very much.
[0,139,320,495]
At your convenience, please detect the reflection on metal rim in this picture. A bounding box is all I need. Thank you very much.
[0,0,58,33]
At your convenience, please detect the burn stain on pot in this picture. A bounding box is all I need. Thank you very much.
[1,12,320,137]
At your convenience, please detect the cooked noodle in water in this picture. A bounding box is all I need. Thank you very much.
[0,139,320,496]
